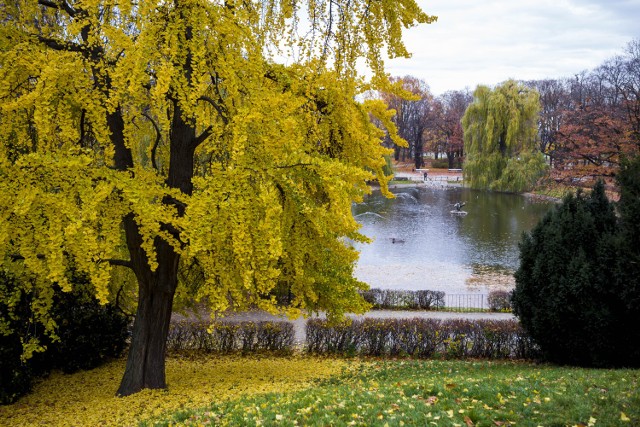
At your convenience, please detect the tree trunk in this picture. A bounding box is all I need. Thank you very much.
[413,135,424,169]
[116,222,179,396]
[447,151,455,169]
[115,101,196,396]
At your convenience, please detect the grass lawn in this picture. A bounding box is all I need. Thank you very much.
[154,359,639,427]
[2,356,638,426]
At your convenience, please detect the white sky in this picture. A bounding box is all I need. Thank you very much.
[385,0,640,96]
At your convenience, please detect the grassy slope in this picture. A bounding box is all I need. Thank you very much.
[2,355,638,426]
[154,359,640,427]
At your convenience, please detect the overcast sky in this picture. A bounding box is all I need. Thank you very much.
[385,0,640,96]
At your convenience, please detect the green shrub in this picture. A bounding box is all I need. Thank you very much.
[45,288,130,373]
[430,159,449,169]
[305,318,538,360]
[166,320,295,354]
[359,288,444,310]
[487,290,512,312]
[0,328,32,405]
[0,272,129,404]
[512,179,640,367]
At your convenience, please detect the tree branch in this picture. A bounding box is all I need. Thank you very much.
[78,108,87,147]
[38,0,79,17]
[274,163,314,169]
[105,258,134,269]
[193,125,213,149]
[198,95,228,125]
[142,112,162,171]
[37,35,84,53]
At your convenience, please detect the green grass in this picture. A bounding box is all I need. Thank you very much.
[149,359,639,426]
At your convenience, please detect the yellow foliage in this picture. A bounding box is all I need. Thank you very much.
[0,0,435,375]
[0,355,353,427]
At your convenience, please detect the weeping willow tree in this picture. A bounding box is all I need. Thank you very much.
[462,80,547,192]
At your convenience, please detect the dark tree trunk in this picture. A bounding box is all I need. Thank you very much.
[116,219,179,396]
[116,102,197,396]
[499,134,507,157]
[446,151,455,169]
[413,134,424,169]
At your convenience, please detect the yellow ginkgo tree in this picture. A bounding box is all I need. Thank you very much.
[0,0,434,396]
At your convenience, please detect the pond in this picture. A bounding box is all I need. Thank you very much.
[352,186,555,297]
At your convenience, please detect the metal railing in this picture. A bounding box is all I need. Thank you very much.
[442,294,486,311]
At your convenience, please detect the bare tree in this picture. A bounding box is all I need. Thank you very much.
[380,76,433,168]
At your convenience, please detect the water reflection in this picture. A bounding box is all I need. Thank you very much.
[352,187,554,295]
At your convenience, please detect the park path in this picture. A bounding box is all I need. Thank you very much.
[202,309,515,345]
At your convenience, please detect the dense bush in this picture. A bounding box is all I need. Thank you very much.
[44,289,130,373]
[305,318,539,360]
[616,157,640,327]
[512,179,640,367]
[487,290,512,312]
[430,159,450,169]
[359,288,445,310]
[166,320,295,354]
[0,273,129,405]
[0,329,32,405]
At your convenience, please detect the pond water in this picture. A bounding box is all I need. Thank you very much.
[352,186,555,296]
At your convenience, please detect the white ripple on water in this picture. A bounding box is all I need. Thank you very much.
[354,212,385,221]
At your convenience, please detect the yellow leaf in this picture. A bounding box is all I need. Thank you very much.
[621,412,630,422]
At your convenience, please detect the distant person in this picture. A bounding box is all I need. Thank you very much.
[423,172,428,181]
[454,202,466,211]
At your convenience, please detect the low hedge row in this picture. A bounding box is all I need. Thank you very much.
[305,318,539,360]
[166,320,295,354]
[487,290,513,312]
[166,317,539,360]
[360,288,445,310]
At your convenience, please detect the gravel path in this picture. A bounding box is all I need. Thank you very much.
[213,309,515,345]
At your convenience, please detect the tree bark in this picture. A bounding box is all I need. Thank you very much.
[116,102,196,396]
[413,134,424,169]
[116,219,179,396]
[447,151,455,169]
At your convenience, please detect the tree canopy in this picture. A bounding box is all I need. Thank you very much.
[462,80,547,192]
[379,76,432,169]
[512,178,640,367]
[0,0,434,395]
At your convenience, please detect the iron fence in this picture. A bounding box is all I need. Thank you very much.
[443,293,487,311]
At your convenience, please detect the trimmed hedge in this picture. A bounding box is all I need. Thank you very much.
[167,320,295,354]
[305,318,539,360]
[487,290,512,312]
[360,288,445,310]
